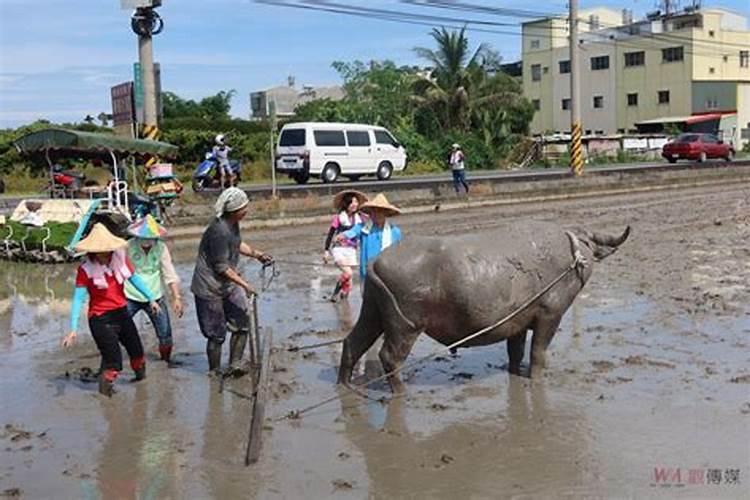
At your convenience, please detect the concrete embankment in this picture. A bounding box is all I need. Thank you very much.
[167,163,750,240]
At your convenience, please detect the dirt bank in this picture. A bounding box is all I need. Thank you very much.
[1,183,749,498]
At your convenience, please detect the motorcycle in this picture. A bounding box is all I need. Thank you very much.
[46,164,92,198]
[191,152,242,192]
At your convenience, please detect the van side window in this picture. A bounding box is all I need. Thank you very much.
[374,130,398,146]
[346,131,370,147]
[313,130,346,147]
[279,129,305,147]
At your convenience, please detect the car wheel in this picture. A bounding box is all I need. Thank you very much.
[293,172,310,185]
[322,163,339,183]
[725,150,734,162]
[376,161,393,181]
[698,151,707,163]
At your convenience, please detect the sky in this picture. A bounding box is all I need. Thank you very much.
[1,0,748,127]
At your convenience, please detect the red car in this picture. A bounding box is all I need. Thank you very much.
[662,133,735,163]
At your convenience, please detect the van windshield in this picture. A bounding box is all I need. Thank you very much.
[279,129,305,147]
[374,130,398,147]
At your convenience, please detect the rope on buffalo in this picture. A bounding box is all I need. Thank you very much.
[277,250,587,421]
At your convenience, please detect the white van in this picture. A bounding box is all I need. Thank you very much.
[275,122,407,184]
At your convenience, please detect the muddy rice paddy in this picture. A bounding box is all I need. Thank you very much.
[1,184,749,499]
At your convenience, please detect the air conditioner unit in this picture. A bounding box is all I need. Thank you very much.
[121,0,162,9]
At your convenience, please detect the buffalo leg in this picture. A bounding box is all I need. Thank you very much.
[530,316,562,379]
[379,327,421,394]
[338,299,383,385]
[506,331,527,376]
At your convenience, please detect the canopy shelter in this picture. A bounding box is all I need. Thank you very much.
[14,128,177,160]
[14,128,179,219]
[635,113,733,135]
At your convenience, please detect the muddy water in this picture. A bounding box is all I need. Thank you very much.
[1,185,749,499]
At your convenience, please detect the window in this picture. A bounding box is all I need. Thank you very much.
[561,98,571,110]
[374,130,398,146]
[658,90,670,104]
[723,55,729,62]
[589,15,600,30]
[741,51,750,68]
[662,47,684,63]
[627,93,638,106]
[532,99,541,111]
[313,130,345,146]
[593,96,604,109]
[559,60,571,74]
[346,130,370,147]
[590,55,610,71]
[624,51,645,67]
[709,67,715,74]
[595,130,604,135]
[531,64,542,81]
[708,30,715,38]
[705,98,718,109]
[279,129,305,147]
[530,39,540,49]
[543,66,549,74]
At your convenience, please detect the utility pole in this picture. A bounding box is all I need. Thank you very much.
[126,0,164,138]
[569,0,584,176]
[269,99,278,199]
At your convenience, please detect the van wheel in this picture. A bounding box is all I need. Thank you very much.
[322,163,339,183]
[376,161,393,181]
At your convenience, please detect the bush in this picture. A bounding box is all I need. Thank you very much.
[1,165,46,194]
[404,160,443,175]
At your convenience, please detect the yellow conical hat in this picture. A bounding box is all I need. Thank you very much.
[74,223,127,253]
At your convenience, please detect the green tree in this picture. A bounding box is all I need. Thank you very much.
[413,27,493,132]
[162,90,235,120]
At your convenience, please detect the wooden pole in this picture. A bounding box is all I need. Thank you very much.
[245,327,273,466]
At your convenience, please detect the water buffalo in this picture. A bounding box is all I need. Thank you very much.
[337,221,631,393]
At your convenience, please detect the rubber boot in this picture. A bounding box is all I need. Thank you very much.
[227,332,249,377]
[98,370,117,397]
[329,280,343,303]
[131,356,146,382]
[159,345,172,363]
[207,339,223,376]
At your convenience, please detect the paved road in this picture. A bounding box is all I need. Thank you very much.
[241,159,748,195]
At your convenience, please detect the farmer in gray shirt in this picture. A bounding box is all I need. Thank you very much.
[191,187,273,376]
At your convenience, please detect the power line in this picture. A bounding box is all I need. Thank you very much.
[258,0,747,60]
[406,0,750,50]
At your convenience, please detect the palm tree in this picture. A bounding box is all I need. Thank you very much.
[413,27,529,139]
[413,27,490,131]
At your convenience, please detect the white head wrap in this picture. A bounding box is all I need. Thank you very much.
[215,187,249,218]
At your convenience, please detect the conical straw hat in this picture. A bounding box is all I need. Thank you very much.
[360,193,401,217]
[127,214,167,240]
[74,223,127,253]
[333,190,368,211]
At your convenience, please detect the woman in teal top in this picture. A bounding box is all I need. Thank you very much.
[338,193,402,281]
[124,215,183,365]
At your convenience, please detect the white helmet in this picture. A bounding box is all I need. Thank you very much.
[215,134,226,146]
